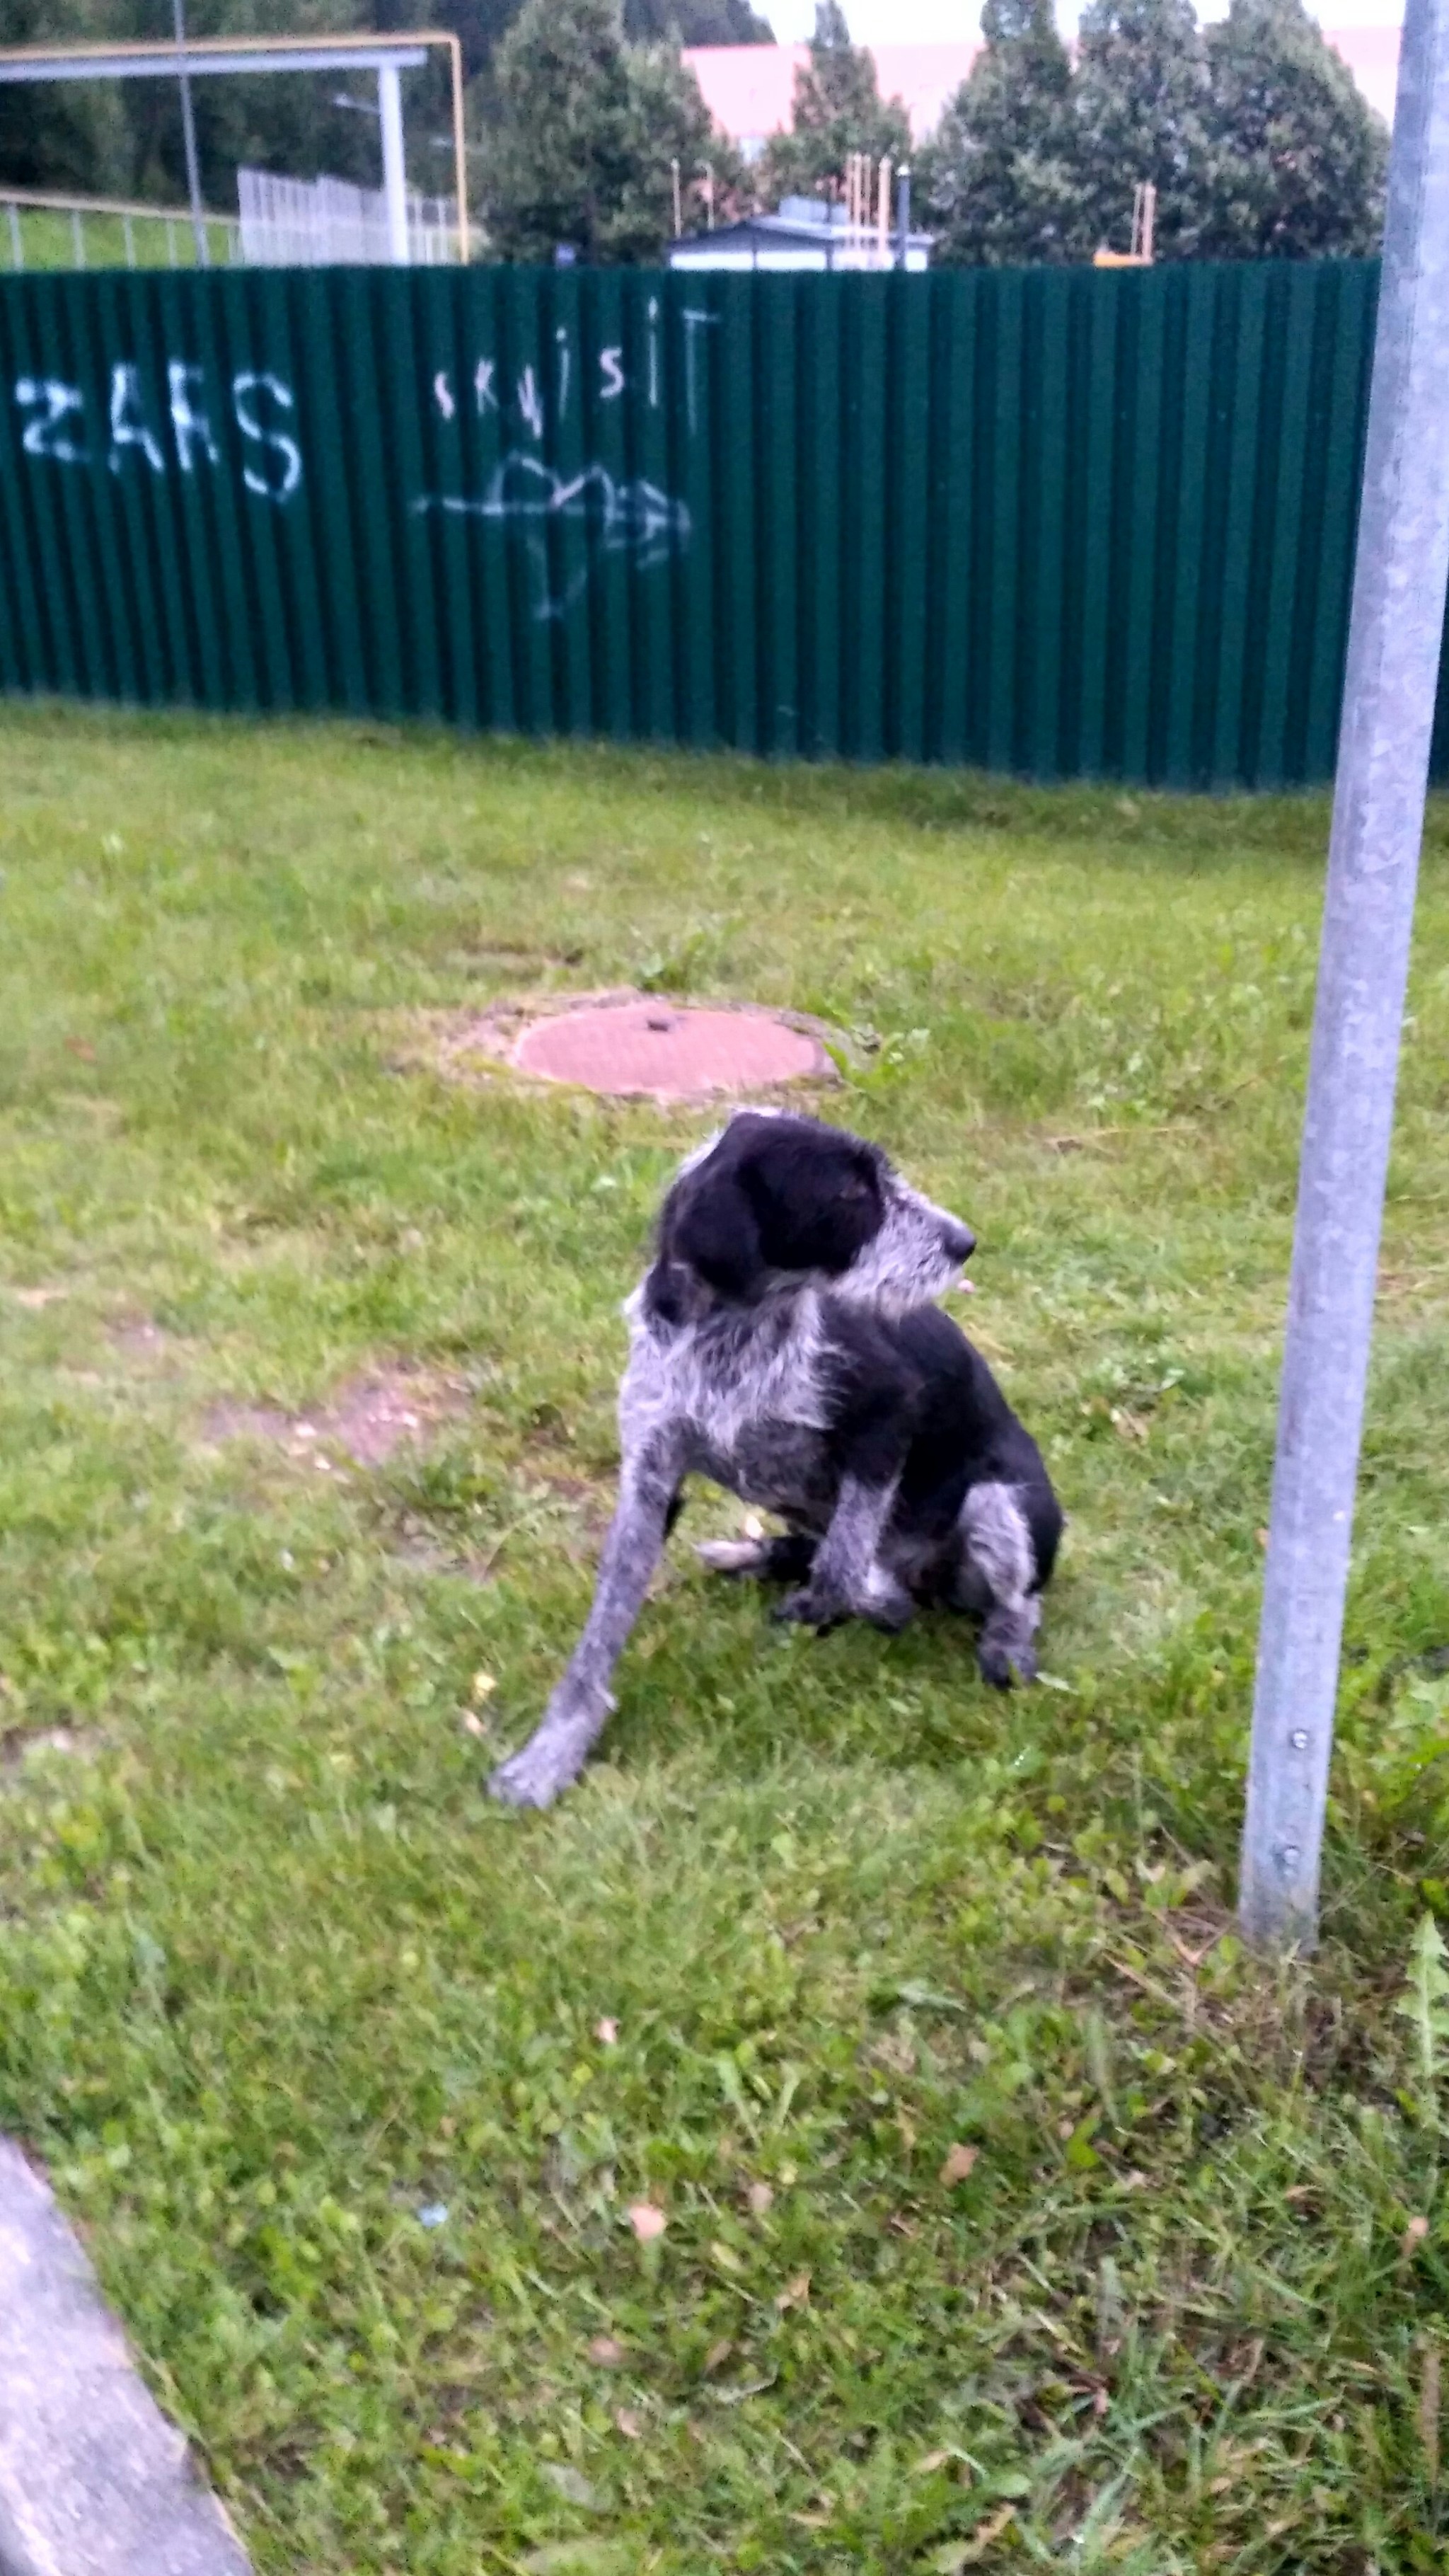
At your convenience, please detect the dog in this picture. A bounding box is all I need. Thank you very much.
[489,1112,1062,1810]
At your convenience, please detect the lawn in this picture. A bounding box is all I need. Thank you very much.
[1,700,1448,2575]
[1,204,234,272]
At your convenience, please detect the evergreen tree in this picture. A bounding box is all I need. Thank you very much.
[485,0,714,262]
[622,0,773,42]
[758,1,911,205]
[1069,0,1213,256]
[400,0,519,84]
[918,0,1086,265]
[1200,0,1387,255]
[0,0,130,195]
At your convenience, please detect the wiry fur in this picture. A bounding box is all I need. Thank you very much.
[490,1112,1061,1810]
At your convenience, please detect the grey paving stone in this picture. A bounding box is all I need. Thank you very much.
[0,2138,252,2576]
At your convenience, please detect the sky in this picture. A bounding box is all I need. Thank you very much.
[760,0,1403,37]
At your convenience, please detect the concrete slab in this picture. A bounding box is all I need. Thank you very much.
[0,2138,252,2576]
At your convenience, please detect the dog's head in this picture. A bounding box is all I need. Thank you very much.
[641,1112,974,1326]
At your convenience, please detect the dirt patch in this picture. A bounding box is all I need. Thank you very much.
[200,1399,298,1449]
[411,988,842,1106]
[6,1285,69,1310]
[200,1367,471,1471]
[108,1317,177,1365]
[324,1373,470,1467]
[1,1725,104,1772]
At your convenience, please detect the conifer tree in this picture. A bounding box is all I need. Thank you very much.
[1200,0,1387,255]
[759,1,911,205]
[919,0,1085,265]
[1069,0,1213,256]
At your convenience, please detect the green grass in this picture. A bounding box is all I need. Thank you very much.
[3,699,1449,2573]
[1,205,233,272]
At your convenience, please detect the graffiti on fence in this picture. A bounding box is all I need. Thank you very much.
[10,361,301,500]
[429,302,719,442]
[414,450,691,621]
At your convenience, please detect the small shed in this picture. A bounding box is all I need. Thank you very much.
[668,200,931,272]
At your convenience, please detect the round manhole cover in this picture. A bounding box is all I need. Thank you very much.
[511,1001,829,1100]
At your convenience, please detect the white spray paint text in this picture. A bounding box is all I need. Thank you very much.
[12,362,302,501]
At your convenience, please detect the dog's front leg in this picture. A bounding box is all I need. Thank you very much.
[775,1471,913,1632]
[489,1439,683,1810]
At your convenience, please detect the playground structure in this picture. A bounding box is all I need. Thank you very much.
[1093,180,1158,268]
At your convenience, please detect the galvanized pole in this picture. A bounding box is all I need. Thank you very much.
[172,0,208,268]
[377,61,410,265]
[1239,0,1449,1948]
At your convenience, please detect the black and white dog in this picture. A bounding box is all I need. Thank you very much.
[490,1112,1062,1809]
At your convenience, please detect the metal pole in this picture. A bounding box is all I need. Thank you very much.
[445,34,469,263]
[1239,0,1449,1950]
[173,0,209,268]
[896,163,910,270]
[377,62,409,265]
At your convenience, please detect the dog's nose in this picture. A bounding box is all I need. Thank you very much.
[942,1220,976,1265]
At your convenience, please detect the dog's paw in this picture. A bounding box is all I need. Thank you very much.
[849,1565,914,1631]
[863,1579,914,1633]
[775,1572,912,1633]
[488,1739,582,1809]
[976,1642,1039,1688]
[976,1631,1040,1689]
[773,1584,846,1631]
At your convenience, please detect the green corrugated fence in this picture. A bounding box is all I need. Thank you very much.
[1,260,1445,788]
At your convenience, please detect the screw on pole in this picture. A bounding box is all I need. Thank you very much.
[1239,0,1449,1950]
[173,0,209,268]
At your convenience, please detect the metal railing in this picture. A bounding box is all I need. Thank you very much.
[0,176,468,272]
[236,168,463,267]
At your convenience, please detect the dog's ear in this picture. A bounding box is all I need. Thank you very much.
[670,1172,766,1303]
[642,1163,766,1321]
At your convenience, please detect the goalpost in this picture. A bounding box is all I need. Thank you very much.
[0,26,470,268]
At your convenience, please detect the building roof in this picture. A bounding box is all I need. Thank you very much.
[669,211,932,269]
[1321,24,1399,121]
[681,42,980,146]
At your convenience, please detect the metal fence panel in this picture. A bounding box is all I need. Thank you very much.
[0,260,1445,786]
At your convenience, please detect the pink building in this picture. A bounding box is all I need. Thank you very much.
[683,29,1400,154]
[681,42,981,154]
